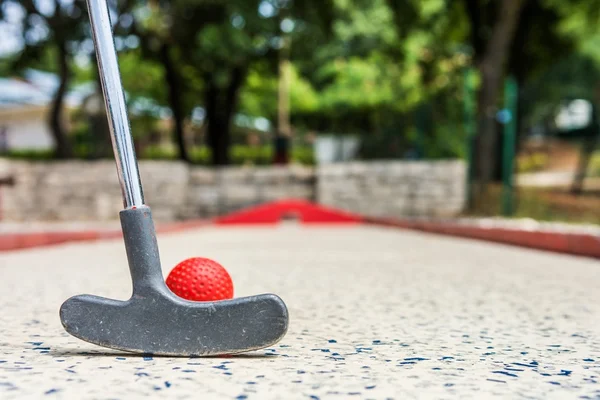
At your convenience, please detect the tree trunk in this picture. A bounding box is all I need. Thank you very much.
[49,41,73,159]
[160,44,190,163]
[90,56,112,159]
[475,0,526,195]
[571,137,597,195]
[204,67,246,166]
[275,17,292,165]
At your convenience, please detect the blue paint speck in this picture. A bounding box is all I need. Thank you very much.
[164,381,171,388]
[558,370,572,376]
[235,395,248,400]
[583,358,594,362]
[309,396,320,400]
[365,385,376,389]
[513,362,536,368]
[493,371,518,378]
[44,389,60,395]
[404,357,429,361]
[116,357,126,360]
[143,356,153,361]
[549,381,561,386]
[328,340,337,343]
[444,383,454,387]
[181,370,195,373]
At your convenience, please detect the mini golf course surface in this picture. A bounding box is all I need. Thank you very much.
[0,200,598,259]
[0,218,599,399]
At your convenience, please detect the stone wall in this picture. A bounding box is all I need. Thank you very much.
[0,160,315,222]
[317,160,466,218]
[180,165,315,219]
[0,159,465,222]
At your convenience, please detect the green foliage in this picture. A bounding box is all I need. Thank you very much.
[0,149,55,160]
[141,145,315,165]
[517,153,550,173]
[3,0,600,170]
[120,51,169,109]
[467,184,600,225]
[590,151,600,177]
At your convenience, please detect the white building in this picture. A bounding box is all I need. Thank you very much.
[0,69,95,152]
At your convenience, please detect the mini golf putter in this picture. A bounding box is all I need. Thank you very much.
[59,0,288,356]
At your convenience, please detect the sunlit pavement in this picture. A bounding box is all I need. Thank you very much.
[1,224,599,399]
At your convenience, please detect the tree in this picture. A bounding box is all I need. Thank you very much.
[111,0,199,162]
[457,0,526,197]
[159,0,334,165]
[460,0,600,197]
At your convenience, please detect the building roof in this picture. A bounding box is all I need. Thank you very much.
[0,69,95,110]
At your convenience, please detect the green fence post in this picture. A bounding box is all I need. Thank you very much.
[502,76,518,217]
[463,68,477,209]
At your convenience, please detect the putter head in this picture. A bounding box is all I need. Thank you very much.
[59,206,289,356]
[60,289,288,356]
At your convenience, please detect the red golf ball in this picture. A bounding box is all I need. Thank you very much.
[166,257,234,301]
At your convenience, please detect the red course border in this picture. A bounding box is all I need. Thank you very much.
[365,217,600,259]
[0,220,209,252]
[0,200,597,259]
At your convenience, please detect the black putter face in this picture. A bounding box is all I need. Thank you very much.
[59,289,289,356]
[59,207,289,356]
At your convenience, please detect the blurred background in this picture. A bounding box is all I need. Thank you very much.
[0,0,598,225]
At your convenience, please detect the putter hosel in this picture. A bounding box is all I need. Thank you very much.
[120,206,165,296]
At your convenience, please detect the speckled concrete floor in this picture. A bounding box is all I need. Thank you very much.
[1,224,599,399]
